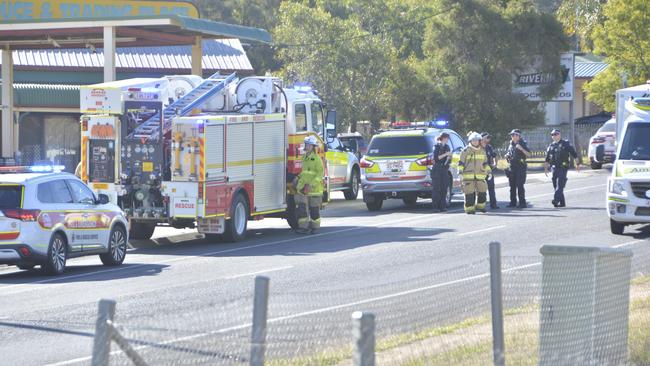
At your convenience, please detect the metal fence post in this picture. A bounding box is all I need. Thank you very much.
[352,311,375,366]
[250,276,270,366]
[91,299,116,366]
[489,242,505,366]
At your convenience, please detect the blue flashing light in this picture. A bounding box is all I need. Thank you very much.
[433,120,449,128]
[29,165,65,173]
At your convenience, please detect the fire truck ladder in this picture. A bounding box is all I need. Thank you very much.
[132,72,238,138]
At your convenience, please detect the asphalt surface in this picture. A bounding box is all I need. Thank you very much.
[1,168,649,365]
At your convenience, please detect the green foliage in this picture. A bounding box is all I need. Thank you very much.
[555,0,607,51]
[585,0,650,111]
[423,0,567,136]
[192,0,282,72]
[274,1,394,131]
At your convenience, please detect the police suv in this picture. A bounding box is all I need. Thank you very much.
[0,165,129,275]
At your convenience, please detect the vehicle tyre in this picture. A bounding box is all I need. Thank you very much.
[286,194,299,229]
[365,194,383,211]
[403,195,418,207]
[343,168,360,200]
[43,233,67,275]
[590,161,602,169]
[223,193,249,242]
[17,264,36,271]
[446,176,453,208]
[129,222,156,240]
[100,225,127,266]
[610,219,625,235]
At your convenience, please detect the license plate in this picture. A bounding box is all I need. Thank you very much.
[386,161,403,171]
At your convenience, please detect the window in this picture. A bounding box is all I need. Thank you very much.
[0,186,23,208]
[295,104,307,131]
[341,138,358,152]
[598,121,616,133]
[37,182,53,203]
[328,138,344,151]
[311,103,324,134]
[66,179,96,204]
[619,123,650,160]
[40,180,73,204]
[367,136,433,157]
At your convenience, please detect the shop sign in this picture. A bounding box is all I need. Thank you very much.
[0,0,199,21]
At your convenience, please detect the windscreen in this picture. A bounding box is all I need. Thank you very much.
[367,136,433,156]
[619,123,650,160]
[0,186,23,209]
[599,122,616,133]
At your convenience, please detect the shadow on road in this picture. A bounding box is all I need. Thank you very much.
[125,225,456,260]
[0,262,169,284]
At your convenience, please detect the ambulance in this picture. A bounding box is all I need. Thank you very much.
[604,82,650,234]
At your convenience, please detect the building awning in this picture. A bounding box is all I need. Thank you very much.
[575,62,608,79]
[0,15,272,49]
[4,84,81,109]
[4,39,253,73]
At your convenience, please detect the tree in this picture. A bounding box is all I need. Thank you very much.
[192,0,282,73]
[585,0,650,111]
[274,1,394,132]
[422,0,568,137]
[555,0,606,51]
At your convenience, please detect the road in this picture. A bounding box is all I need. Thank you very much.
[1,168,649,365]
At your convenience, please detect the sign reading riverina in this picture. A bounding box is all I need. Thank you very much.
[0,0,199,21]
[514,53,574,102]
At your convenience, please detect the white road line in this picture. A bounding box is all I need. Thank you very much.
[0,183,609,293]
[457,225,507,237]
[613,240,645,248]
[44,261,542,366]
[223,266,293,279]
[0,209,463,293]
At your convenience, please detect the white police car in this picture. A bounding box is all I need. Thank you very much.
[0,165,129,275]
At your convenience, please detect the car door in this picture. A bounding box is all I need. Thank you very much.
[65,179,107,252]
[37,179,84,254]
[326,138,348,189]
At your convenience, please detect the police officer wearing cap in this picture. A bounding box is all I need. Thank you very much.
[431,132,452,212]
[544,129,579,207]
[481,132,498,209]
[505,129,531,208]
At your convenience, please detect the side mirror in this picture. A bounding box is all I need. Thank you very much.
[98,193,110,205]
[326,110,337,128]
[595,145,605,163]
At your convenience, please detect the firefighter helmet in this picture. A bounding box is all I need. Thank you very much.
[304,135,319,146]
[468,132,482,142]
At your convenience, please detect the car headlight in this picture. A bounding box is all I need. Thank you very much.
[610,181,626,195]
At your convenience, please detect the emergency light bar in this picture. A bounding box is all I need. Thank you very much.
[0,165,66,174]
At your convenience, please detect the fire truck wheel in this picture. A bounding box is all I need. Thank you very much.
[129,222,156,241]
[286,194,299,229]
[223,194,249,242]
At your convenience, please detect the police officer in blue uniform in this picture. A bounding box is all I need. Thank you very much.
[544,129,579,207]
[505,129,531,208]
[431,132,452,212]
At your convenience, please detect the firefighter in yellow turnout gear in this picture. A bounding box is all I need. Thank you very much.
[294,135,325,234]
[458,132,491,214]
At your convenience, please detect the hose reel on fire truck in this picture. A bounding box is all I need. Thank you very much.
[233,77,283,114]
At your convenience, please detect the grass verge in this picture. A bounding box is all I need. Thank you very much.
[267,276,650,366]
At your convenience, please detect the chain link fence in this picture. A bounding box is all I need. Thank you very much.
[92,241,650,366]
[494,124,602,163]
